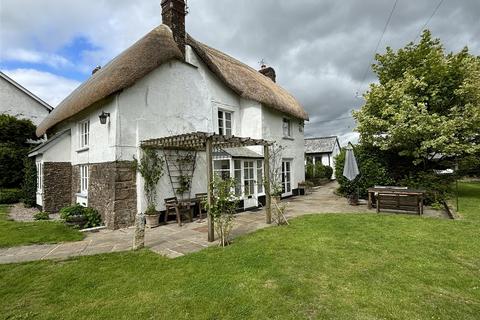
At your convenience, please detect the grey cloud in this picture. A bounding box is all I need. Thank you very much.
[1,0,479,145]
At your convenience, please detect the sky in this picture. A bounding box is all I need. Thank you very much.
[1,0,479,146]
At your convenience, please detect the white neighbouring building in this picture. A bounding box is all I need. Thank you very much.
[29,0,309,229]
[305,136,341,179]
[0,71,52,125]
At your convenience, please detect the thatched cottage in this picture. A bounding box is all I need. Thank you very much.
[29,0,309,229]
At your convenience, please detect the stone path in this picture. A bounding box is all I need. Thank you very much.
[0,182,449,264]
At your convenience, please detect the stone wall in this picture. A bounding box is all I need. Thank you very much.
[74,161,136,229]
[43,162,72,213]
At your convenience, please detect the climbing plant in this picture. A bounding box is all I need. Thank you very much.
[134,148,165,215]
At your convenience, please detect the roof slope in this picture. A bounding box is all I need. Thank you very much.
[305,136,339,154]
[0,71,53,112]
[36,24,308,137]
[187,36,308,121]
[36,25,183,136]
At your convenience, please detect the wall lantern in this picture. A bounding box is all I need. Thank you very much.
[99,111,110,124]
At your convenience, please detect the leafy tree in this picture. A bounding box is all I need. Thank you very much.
[354,30,480,167]
[0,114,37,188]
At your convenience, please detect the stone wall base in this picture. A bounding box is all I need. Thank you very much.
[43,162,72,213]
[73,161,137,230]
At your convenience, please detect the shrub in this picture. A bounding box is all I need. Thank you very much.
[34,211,49,220]
[59,204,85,220]
[0,188,22,204]
[22,157,37,207]
[335,146,394,199]
[305,163,315,179]
[83,207,101,228]
[399,171,455,204]
[0,114,37,189]
[324,166,333,180]
[59,204,102,228]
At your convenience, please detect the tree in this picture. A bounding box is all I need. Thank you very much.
[0,114,37,188]
[354,30,480,168]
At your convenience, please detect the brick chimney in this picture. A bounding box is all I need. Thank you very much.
[161,0,186,57]
[259,65,276,82]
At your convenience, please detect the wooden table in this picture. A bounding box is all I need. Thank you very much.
[367,187,425,215]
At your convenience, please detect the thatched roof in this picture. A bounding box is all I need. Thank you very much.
[305,136,339,154]
[187,36,308,121]
[36,25,183,136]
[37,24,308,137]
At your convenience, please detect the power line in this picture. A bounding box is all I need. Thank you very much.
[413,0,445,43]
[357,0,399,97]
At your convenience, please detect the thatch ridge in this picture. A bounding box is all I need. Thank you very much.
[36,25,183,136]
[187,35,309,121]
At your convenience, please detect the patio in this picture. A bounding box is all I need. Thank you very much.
[0,182,449,264]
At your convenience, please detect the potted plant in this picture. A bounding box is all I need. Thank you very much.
[135,148,164,228]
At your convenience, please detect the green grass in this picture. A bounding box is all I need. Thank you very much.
[0,205,84,248]
[0,183,479,319]
[453,181,480,222]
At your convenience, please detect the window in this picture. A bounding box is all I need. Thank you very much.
[213,160,230,180]
[282,160,292,194]
[244,161,255,196]
[36,162,43,192]
[79,120,90,148]
[283,118,291,137]
[234,160,242,196]
[256,160,263,193]
[80,165,89,194]
[218,110,232,136]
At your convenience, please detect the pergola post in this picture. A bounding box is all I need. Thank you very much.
[206,137,215,242]
[264,145,272,224]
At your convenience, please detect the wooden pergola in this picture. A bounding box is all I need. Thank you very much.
[141,132,273,242]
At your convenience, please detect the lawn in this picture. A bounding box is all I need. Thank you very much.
[0,205,84,248]
[0,182,479,319]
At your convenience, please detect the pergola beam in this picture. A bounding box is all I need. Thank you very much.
[140,131,273,242]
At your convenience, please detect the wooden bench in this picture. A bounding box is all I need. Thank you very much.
[164,197,193,226]
[368,187,425,215]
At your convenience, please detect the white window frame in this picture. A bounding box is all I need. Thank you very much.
[218,110,233,136]
[256,160,264,194]
[80,165,89,195]
[79,119,90,148]
[283,118,292,138]
[213,159,231,180]
[36,162,43,192]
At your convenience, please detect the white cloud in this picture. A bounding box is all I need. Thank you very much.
[1,48,73,69]
[3,69,81,107]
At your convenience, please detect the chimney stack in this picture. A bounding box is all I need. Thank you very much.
[161,0,186,57]
[259,65,276,82]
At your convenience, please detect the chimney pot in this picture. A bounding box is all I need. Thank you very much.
[259,66,276,83]
[92,66,101,75]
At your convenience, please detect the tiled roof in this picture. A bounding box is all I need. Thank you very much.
[305,136,339,154]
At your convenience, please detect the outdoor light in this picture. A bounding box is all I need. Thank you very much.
[99,111,110,124]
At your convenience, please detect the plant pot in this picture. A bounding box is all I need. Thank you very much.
[145,213,160,228]
[348,194,359,206]
[65,215,86,228]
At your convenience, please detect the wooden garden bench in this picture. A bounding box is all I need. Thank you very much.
[368,187,425,215]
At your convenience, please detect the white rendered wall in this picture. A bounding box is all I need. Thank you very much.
[0,76,50,125]
[262,107,306,191]
[41,134,71,162]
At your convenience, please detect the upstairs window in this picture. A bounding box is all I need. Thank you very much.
[79,120,90,148]
[36,162,43,192]
[80,165,89,195]
[218,110,232,136]
[283,118,292,138]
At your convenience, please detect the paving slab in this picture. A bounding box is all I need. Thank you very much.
[0,182,449,264]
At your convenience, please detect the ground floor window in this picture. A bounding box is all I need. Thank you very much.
[234,160,242,196]
[213,160,231,180]
[36,162,43,192]
[256,160,263,193]
[80,165,89,194]
[243,161,255,196]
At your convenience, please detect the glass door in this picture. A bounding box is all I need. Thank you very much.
[282,160,292,196]
[243,160,257,209]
